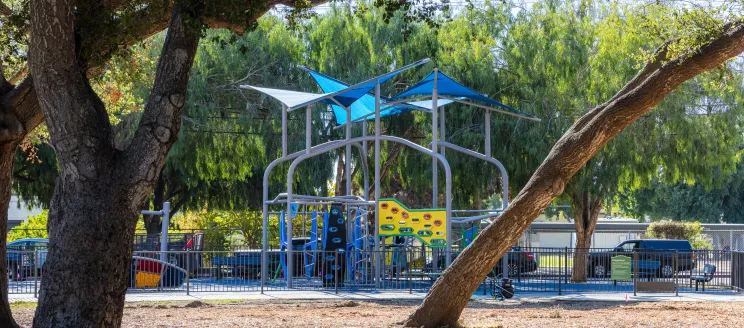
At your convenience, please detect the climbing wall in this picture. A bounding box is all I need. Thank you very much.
[377,198,447,248]
[322,204,347,286]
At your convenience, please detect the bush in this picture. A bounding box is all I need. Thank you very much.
[8,211,48,241]
[646,221,712,249]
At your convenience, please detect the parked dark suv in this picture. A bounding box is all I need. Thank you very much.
[587,239,695,278]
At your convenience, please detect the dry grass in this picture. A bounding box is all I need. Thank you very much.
[11,299,744,327]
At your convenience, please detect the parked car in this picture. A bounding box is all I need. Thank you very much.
[6,238,49,281]
[428,247,538,277]
[587,239,695,278]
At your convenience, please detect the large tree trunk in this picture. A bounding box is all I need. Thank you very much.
[404,22,744,327]
[570,191,602,282]
[29,2,200,325]
[0,141,22,328]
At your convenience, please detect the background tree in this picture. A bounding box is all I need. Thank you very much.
[25,0,344,326]
[492,1,744,282]
[646,221,713,249]
[618,159,744,223]
[405,1,744,326]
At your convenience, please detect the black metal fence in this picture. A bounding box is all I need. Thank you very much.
[734,251,743,291]
[6,248,743,296]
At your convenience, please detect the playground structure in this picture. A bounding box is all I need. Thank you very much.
[241,58,539,289]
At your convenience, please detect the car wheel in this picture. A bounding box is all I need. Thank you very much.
[591,263,607,278]
[507,263,519,277]
[659,264,674,278]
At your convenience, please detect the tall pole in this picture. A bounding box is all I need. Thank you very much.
[306,105,312,154]
[346,107,352,196]
[431,69,439,208]
[439,106,445,156]
[282,104,288,157]
[286,184,294,288]
[159,202,170,263]
[362,120,369,200]
[485,112,491,158]
[283,102,292,288]
[374,80,381,287]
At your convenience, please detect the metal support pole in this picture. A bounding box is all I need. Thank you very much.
[558,249,562,295]
[633,251,638,296]
[286,198,294,289]
[306,105,312,153]
[346,107,352,196]
[564,247,568,284]
[374,80,382,287]
[362,120,369,200]
[409,249,413,294]
[439,105,445,156]
[282,104,288,157]
[431,69,439,208]
[502,251,508,279]
[34,250,38,298]
[485,111,491,158]
[160,202,171,263]
[261,204,268,293]
[674,251,679,296]
[186,249,190,295]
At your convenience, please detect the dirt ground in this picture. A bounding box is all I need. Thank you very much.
[12,299,744,327]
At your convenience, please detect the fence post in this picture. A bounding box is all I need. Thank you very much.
[564,247,568,284]
[408,249,412,294]
[633,251,638,296]
[558,250,562,296]
[186,249,190,296]
[732,251,736,291]
[335,249,339,295]
[674,251,678,296]
[261,249,265,294]
[34,250,38,298]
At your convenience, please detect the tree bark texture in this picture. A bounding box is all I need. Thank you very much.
[570,191,602,282]
[0,140,23,328]
[405,21,744,327]
[0,47,44,328]
[0,0,323,326]
[29,1,199,326]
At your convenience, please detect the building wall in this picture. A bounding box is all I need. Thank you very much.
[7,195,43,230]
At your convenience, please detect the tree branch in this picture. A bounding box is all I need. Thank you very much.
[118,6,201,203]
[0,2,12,17]
[169,193,188,218]
[29,0,115,179]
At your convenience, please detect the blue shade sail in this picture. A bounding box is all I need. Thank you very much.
[393,71,539,121]
[290,58,431,111]
[302,64,453,125]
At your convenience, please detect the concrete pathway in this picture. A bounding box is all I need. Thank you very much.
[9,290,742,304]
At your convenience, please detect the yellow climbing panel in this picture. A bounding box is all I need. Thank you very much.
[377,198,447,248]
